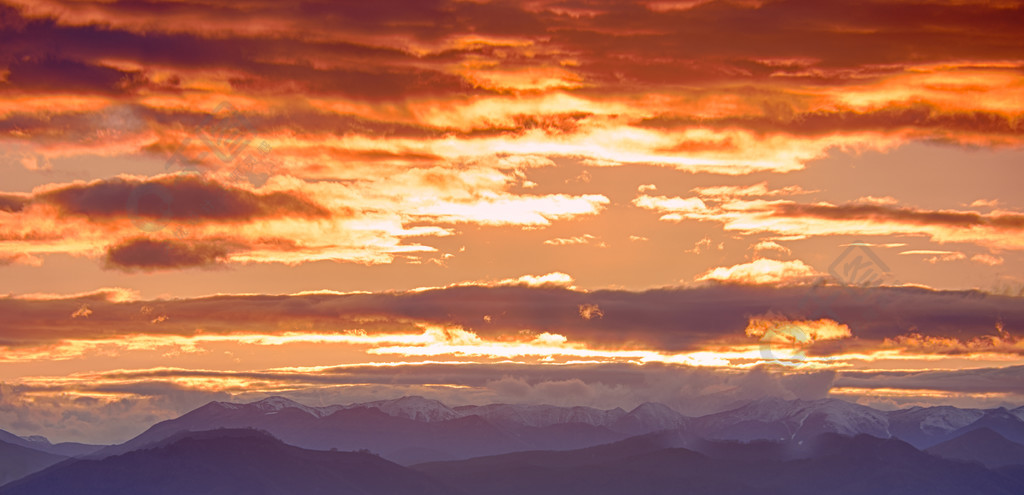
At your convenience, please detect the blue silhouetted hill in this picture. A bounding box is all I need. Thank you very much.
[414,433,1024,495]
[0,429,101,458]
[0,428,456,495]
[926,427,1024,468]
[0,439,65,486]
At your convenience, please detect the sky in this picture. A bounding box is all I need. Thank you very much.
[0,0,1023,444]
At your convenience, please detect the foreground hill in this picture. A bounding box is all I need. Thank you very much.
[0,429,455,495]
[7,409,1024,494]
[415,433,1024,495]
[926,427,1024,468]
[0,440,65,486]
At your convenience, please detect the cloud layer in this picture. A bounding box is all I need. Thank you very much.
[0,282,1022,441]
[1,0,1024,444]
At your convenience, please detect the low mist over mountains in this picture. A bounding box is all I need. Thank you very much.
[2,395,1024,493]
[85,394,1024,464]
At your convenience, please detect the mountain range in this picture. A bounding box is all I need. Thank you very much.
[2,395,1024,493]
[415,432,1024,495]
[0,430,101,458]
[0,429,455,495]
[82,394,1024,463]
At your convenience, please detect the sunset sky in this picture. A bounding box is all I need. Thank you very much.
[1,0,1023,444]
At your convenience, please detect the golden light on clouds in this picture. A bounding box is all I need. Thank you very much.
[745,316,853,343]
[697,258,824,285]
[1,0,1023,444]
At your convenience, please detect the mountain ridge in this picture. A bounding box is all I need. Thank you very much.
[48,394,1024,466]
[0,428,457,495]
[414,432,1024,495]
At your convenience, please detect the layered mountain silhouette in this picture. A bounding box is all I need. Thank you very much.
[0,429,456,495]
[89,394,1024,464]
[688,397,891,442]
[414,433,1024,495]
[886,405,987,448]
[92,396,636,464]
[926,427,1024,468]
[942,408,1024,445]
[0,430,101,458]
[0,439,65,486]
[4,395,1024,493]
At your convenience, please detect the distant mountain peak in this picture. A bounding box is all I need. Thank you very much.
[630,402,674,411]
[253,396,305,409]
[926,426,1024,469]
[625,402,684,420]
[153,427,279,449]
[393,395,427,401]
[208,400,243,410]
[6,427,457,495]
[19,435,50,446]
[358,396,460,422]
[246,396,330,418]
[948,426,1004,441]
[610,402,687,435]
[455,402,627,428]
[691,396,890,442]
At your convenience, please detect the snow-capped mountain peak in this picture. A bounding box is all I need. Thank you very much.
[607,402,688,434]
[352,396,461,422]
[889,405,985,435]
[20,435,51,446]
[624,402,686,425]
[794,398,891,438]
[249,396,328,417]
[454,403,627,428]
[692,397,890,442]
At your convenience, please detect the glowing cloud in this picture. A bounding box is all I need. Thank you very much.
[697,258,823,285]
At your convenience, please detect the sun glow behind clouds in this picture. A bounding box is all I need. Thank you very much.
[5,317,1016,376]
[2,0,1024,444]
[1,325,742,366]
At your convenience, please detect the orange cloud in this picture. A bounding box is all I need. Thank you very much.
[884,322,1023,356]
[0,166,612,269]
[972,253,1004,266]
[578,304,603,320]
[3,0,1024,446]
[696,258,822,285]
[544,234,603,246]
[745,316,853,342]
[635,189,1024,252]
[411,193,609,226]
